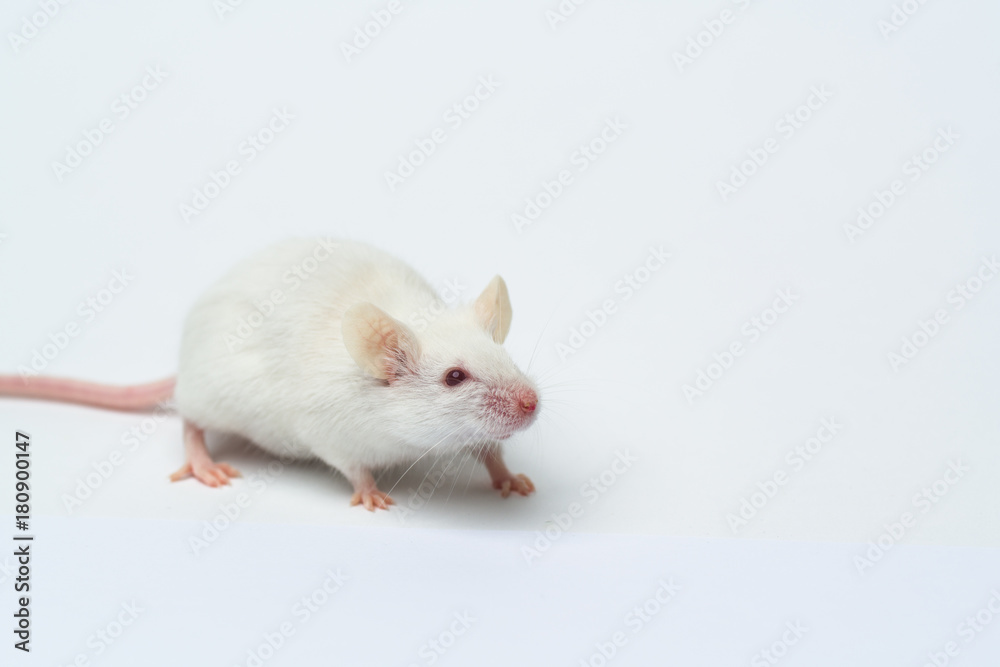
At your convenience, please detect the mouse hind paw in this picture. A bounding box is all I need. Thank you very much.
[169,421,241,487]
[170,460,241,487]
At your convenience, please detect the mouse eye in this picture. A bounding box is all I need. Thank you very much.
[444,368,468,387]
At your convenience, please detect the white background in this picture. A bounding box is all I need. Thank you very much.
[1,0,998,664]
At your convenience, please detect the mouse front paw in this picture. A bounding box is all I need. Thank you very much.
[493,473,535,498]
[350,488,395,512]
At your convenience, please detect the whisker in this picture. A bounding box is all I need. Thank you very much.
[382,422,468,499]
[444,445,478,505]
[526,302,562,374]
[446,423,491,502]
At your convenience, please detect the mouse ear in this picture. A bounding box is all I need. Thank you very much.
[342,302,421,382]
[473,275,512,344]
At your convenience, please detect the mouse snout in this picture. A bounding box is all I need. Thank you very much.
[486,382,539,436]
[518,387,538,414]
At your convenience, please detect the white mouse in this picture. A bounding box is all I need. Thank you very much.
[0,238,540,511]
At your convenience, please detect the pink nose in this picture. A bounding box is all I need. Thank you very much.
[519,389,538,414]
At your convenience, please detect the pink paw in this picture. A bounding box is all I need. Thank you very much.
[350,488,395,512]
[170,461,241,487]
[493,473,535,498]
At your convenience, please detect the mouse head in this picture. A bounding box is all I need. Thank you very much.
[342,276,539,444]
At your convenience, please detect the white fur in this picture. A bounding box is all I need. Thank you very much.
[174,238,538,483]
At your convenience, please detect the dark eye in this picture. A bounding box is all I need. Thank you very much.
[444,368,467,387]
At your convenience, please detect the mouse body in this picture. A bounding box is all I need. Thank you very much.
[171,238,539,509]
[0,238,540,511]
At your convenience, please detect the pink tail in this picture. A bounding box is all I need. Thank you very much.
[0,375,175,412]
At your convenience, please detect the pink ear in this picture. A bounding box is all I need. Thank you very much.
[474,275,512,344]
[341,303,421,381]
